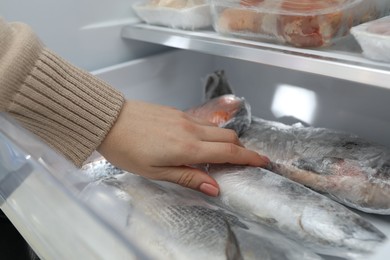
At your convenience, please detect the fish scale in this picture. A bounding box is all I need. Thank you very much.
[242,117,390,213]
[80,159,325,260]
[184,70,389,258]
[98,173,243,260]
[206,164,386,259]
[196,70,390,215]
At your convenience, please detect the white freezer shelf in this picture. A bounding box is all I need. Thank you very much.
[1,50,390,259]
[121,23,390,90]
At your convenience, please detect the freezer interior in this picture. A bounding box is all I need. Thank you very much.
[1,49,390,259]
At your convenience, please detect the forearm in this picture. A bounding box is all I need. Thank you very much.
[0,18,125,166]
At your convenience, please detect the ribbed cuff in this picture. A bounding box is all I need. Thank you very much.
[8,48,125,167]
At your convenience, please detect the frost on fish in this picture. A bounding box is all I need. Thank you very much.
[80,160,324,260]
[199,70,390,215]
[242,118,390,215]
[81,155,123,180]
[80,173,241,259]
[206,165,386,259]
[87,172,243,260]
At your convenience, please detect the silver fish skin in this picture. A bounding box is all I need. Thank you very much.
[232,223,322,260]
[241,117,390,214]
[207,164,386,259]
[81,159,324,260]
[156,181,325,260]
[87,172,243,260]
[199,70,390,215]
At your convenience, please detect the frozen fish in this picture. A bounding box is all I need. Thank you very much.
[243,118,390,215]
[192,70,390,215]
[81,159,323,260]
[81,157,384,258]
[187,71,251,135]
[83,172,242,260]
[205,164,386,259]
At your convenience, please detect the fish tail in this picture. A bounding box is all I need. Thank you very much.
[203,70,234,101]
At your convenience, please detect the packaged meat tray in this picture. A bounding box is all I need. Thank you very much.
[211,0,390,48]
[351,16,390,62]
[133,0,212,30]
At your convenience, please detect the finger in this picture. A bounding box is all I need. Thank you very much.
[178,142,270,167]
[186,114,217,127]
[198,126,243,147]
[154,166,220,197]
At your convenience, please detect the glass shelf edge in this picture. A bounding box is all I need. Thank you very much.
[121,24,390,90]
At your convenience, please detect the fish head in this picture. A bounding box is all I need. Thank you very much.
[186,94,252,135]
[186,70,252,135]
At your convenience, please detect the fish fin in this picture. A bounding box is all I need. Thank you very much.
[216,209,249,230]
[276,116,311,127]
[203,70,234,101]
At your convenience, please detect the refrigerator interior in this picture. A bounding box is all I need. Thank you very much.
[84,49,390,259]
[1,49,389,259]
[2,0,389,259]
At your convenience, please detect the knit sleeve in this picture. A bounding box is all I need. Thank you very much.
[0,19,125,167]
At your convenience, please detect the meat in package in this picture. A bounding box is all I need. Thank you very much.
[212,0,390,47]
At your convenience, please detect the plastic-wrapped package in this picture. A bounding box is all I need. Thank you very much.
[80,168,326,260]
[210,0,390,48]
[351,16,390,62]
[133,0,212,30]
[193,70,390,215]
[81,158,386,259]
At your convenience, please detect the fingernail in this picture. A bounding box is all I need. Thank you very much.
[259,155,271,166]
[262,155,271,163]
[199,183,219,197]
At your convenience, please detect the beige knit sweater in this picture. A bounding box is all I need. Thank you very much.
[0,18,125,167]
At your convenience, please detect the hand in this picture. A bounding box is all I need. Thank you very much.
[97,100,269,196]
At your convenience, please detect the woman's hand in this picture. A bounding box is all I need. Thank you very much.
[98,100,269,196]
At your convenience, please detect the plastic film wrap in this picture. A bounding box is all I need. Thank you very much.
[133,0,212,30]
[211,0,390,47]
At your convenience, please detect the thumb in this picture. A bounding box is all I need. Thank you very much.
[157,166,220,197]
